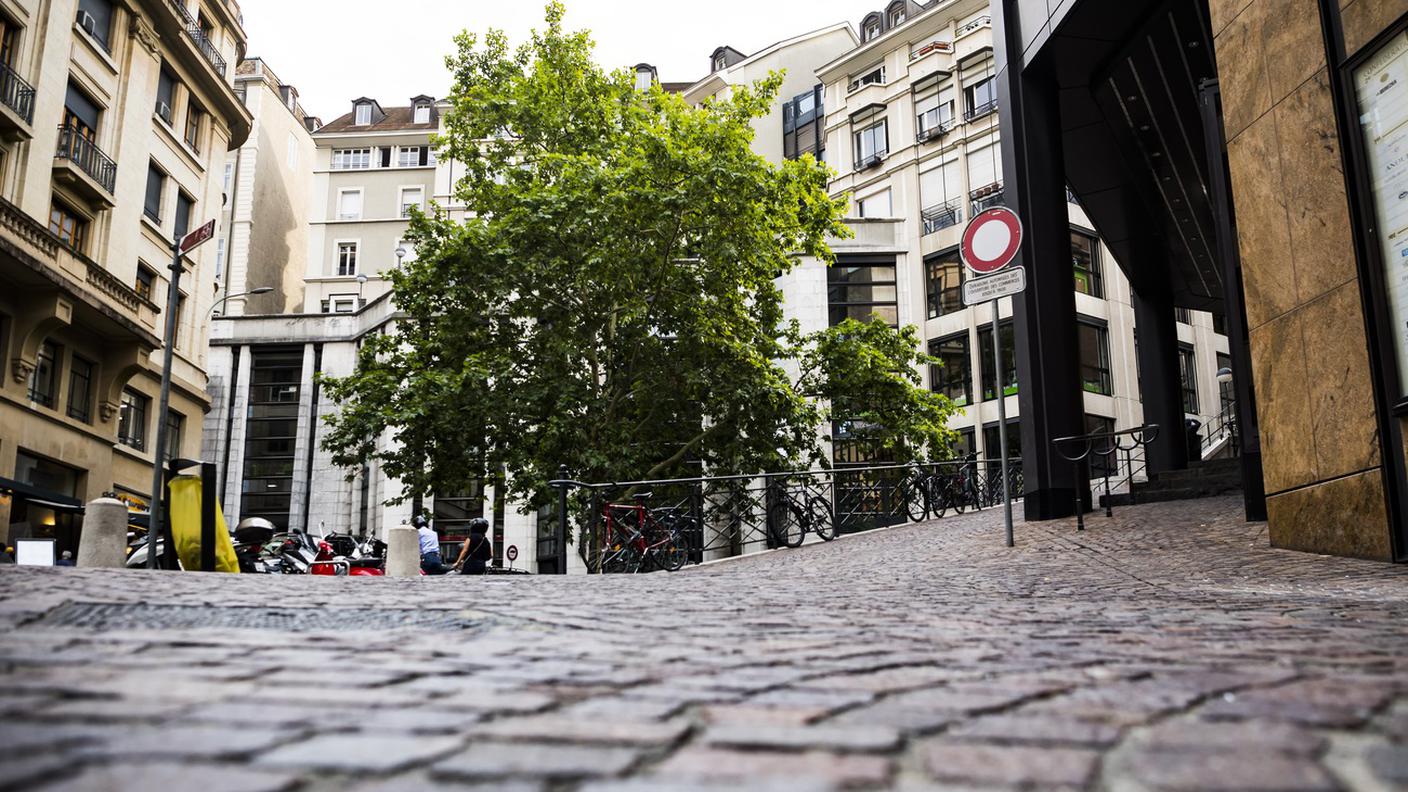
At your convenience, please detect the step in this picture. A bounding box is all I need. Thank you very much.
[1100,488,1209,508]
[1135,475,1242,494]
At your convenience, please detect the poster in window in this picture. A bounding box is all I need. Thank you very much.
[1355,30,1408,394]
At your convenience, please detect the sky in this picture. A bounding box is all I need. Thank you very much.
[236,0,868,122]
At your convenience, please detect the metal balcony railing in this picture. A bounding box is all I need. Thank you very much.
[969,181,1005,215]
[55,127,117,194]
[956,15,991,38]
[167,0,227,76]
[921,199,963,235]
[964,99,998,122]
[0,62,35,124]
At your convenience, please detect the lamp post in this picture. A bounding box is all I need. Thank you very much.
[356,273,368,308]
[395,245,407,267]
[210,286,273,318]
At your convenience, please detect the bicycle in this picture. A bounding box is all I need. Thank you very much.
[599,493,690,573]
[904,464,970,522]
[766,479,835,548]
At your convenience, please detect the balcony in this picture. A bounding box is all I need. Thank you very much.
[956,15,992,39]
[964,99,998,122]
[921,199,963,235]
[916,119,953,144]
[53,127,116,207]
[969,181,1005,215]
[0,62,35,141]
[166,0,227,77]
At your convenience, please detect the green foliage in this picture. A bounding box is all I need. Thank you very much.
[798,318,961,463]
[319,2,849,508]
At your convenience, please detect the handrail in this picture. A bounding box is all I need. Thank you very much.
[166,0,227,75]
[921,199,963,235]
[54,126,117,194]
[1053,424,1160,529]
[0,61,35,124]
[1201,400,1238,456]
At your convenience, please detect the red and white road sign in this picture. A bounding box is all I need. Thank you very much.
[960,207,1023,275]
[180,219,216,253]
[506,545,519,563]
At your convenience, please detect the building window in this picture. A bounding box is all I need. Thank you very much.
[414,105,430,124]
[853,119,887,168]
[336,242,358,276]
[48,200,87,252]
[1175,307,1192,324]
[332,148,371,170]
[156,65,176,123]
[850,65,885,92]
[172,293,186,348]
[713,53,726,72]
[929,333,971,407]
[1077,321,1113,395]
[978,321,1017,400]
[916,84,955,138]
[983,420,1021,476]
[1217,352,1234,415]
[887,6,905,27]
[118,388,149,451]
[64,82,100,140]
[856,189,891,218]
[75,0,114,51]
[215,238,226,280]
[135,264,156,301]
[782,85,825,162]
[925,251,963,319]
[67,355,94,423]
[223,162,234,193]
[397,146,422,168]
[166,410,185,459]
[337,189,363,220]
[173,191,194,241]
[183,100,204,153]
[144,163,165,222]
[1179,343,1199,415]
[1212,312,1227,335]
[1072,230,1102,299]
[354,103,371,125]
[399,187,423,218]
[964,76,997,119]
[862,18,881,42]
[329,296,358,314]
[1085,414,1116,479]
[828,260,898,326]
[286,133,299,167]
[241,348,303,530]
[27,339,58,407]
[0,13,19,69]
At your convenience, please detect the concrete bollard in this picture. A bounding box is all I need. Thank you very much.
[385,525,421,578]
[78,498,129,569]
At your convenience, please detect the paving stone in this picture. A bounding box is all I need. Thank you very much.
[35,762,299,792]
[1115,750,1336,791]
[432,742,639,780]
[1138,718,1326,755]
[1367,743,1408,785]
[921,742,1100,787]
[469,715,689,746]
[349,773,544,792]
[255,733,463,772]
[702,723,901,752]
[653,747,891,786]
[0,753,73,789]
[946,714,1124,747]
[72,724,297,760]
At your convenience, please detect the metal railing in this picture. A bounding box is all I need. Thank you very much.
[922,199,963,235]
[55,126,117,194]
[1201,400,1238,458]
[956,15,992,38]
[550,458,1024,573]
[1053,424,1159,531]
[970,181,1005,215]
[964,99,998,122]
[0,62,35,124]
[166,0,227,76]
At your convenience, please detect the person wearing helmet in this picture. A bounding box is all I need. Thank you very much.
[415,514,453,575]
[452,517,493,575]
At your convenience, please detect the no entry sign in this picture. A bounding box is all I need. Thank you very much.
[960,207,1023,274]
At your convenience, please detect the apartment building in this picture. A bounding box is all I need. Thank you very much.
[215,56,318,318]
[809,0,1230,466]
[0,0,250,553]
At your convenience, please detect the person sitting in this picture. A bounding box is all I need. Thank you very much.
[55,550,75,567]
[415,515,454,575]
[453,517,493,575]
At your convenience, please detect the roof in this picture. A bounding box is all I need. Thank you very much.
[660,82,694,93]
[316,105,437,135]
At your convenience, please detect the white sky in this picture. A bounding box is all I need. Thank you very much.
[237,0,868,121]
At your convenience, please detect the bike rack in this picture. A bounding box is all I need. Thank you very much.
[1052,425,1160,531]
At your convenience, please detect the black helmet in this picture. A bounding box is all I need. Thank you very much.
[467,517,489,533]
[412,514,430,529]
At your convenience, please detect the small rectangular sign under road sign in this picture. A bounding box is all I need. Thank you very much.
[963,266,1027,306]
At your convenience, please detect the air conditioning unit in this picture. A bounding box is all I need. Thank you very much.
[155,101,172,122]
[76,10,97,37]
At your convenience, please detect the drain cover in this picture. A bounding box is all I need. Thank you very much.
[30,602,486,632]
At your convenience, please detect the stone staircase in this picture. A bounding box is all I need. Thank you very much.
[1099,457,1243,508]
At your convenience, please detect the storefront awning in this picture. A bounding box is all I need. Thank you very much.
[0,477,83,513]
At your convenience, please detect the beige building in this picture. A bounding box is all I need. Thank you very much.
[0,0,250,553]
[215,56,317,317]
[305,96,438,314]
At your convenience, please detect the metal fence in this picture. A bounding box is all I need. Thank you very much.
[550,458,1023,573]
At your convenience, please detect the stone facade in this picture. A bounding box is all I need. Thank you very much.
[0,0,249,553]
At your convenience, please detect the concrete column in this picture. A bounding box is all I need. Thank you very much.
[385,524,420,578]
[77,498,128,569]
[1132,287,1190,475]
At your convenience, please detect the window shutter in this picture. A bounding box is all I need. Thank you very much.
[420,147,429,166]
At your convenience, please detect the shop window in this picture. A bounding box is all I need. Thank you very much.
[928,332,971,407]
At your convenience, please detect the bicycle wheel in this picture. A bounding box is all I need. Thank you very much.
[948,479,967,515]
[928,478,948,518]
[657,527,690,571]
[903,477,929,522]
[807,495,836,541]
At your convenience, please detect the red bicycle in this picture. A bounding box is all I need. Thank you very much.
[599,493,691,573]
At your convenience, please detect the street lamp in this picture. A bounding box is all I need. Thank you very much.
[210,286,273,317]
[1216,366,1234,385]
[356,273,368,307]
[395,245,408,266]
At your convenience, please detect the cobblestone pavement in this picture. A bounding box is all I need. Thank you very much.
[2,495,1407,791]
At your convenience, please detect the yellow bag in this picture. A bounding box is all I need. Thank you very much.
[168,475,239,573]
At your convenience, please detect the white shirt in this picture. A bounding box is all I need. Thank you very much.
[418,526,439,556]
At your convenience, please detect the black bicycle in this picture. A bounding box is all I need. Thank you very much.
[904,465,972,522]
[767,480,835,548]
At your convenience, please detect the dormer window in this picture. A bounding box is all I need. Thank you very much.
[862,18,881,42]
[713,54,726,72]
[354,103,371,125]
[888,8,905,27]
[414,105,430,124]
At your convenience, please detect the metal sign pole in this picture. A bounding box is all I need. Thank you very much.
[145,240,184,569]
[991,299,1014,548]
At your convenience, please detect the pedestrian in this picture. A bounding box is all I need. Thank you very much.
[452,517,493,575]
[416,514,454,575]
[55,550,75,567]
[0,545,14,564]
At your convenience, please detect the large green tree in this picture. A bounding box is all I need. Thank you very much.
[320,3,848,507]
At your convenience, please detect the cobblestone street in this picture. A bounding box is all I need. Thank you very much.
[1,495,1406,791]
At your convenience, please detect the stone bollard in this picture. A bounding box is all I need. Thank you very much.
[78,498,129,569]
[385,525,421,578]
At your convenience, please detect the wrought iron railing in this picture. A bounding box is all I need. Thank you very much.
[0,62,35,124]
[956,15,992,38]
[1054,425,1159,530]
[166,0,227,76]
[1201,400,1238,458]
[922,199,963,235]
[551,458,1024,574]
[964,99,998,122]
[55,126,117,194]
[970,181,1005,214]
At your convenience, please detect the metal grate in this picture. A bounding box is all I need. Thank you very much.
[30,602,486,632]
